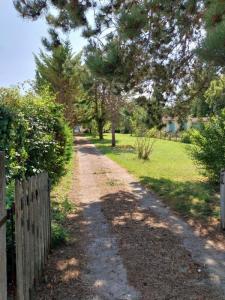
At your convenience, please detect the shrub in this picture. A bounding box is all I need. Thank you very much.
[180,129,196,144]
[191,112,225,182]
[51,222,69,247]
[0,87,73,184]
[51,197,74,247]
[135,129,155,160]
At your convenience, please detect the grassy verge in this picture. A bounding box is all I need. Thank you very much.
[87,133,219,221]
[51,151,75,247]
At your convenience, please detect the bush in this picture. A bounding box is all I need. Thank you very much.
[0,88,73,184]
[191,112,225,182]
[51,222,69,247]
[51,198,73,247]
[135,129,155,160]
[180,129,196,144]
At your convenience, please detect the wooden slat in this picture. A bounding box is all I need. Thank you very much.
[0,152,7,300]
[220,170,225,229]
[15,181,24,300]
[15,172,51,299]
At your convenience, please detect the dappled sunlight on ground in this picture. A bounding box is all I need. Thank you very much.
[100,189,222,299]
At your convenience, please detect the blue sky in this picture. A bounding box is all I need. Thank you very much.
[0,1,87,87]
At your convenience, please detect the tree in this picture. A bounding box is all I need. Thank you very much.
[85,39,127,146]
[204,75,225,114]
[35,32,83,125]
[15,0,224,125]
[80,72,107,140]
[14,1,205,99]
[198,0,225,67]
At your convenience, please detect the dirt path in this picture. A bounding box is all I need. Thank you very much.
[38,136,225,299]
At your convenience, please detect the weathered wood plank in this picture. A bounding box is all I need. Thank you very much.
[220,170,225,229]
[0,152,7,300]
[15,181,24,300]
[15,172,51,299]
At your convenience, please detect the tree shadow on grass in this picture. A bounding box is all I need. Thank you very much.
[139,176,220,220]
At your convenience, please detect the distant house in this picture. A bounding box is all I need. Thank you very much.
[162,116,208,133]
[74,125,87,133]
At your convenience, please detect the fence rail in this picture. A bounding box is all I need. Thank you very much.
[0,152,7,300]
[15,172,51,300]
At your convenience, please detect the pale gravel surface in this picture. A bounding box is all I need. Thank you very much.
[77,137,140,300]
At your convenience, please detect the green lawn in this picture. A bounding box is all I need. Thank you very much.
[87,133,219,221]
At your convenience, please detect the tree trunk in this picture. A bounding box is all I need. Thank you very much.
[111,119,116,147]
[97,119,104,140]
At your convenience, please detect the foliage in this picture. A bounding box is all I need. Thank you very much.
[198,0,225,67]
[51,152,75,247]
[0,87,73,184]
[51,221,69,247]
[35,34,83,125]
[130,105,148,135]
[15,1,204,99]
[79,71,107,140]
[135,130,155,160]
[204,75,225,114]
[51,198,72,247]
[191,111,225,182]
[119,105,134,134]
[180,129,196,144]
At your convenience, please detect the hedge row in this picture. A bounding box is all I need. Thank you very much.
[0,88,73,185]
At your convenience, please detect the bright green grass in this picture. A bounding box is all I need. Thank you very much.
[87,133,219,220]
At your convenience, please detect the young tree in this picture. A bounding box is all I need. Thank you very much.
[35,33,82,125]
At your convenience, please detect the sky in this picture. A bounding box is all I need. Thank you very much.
[0,1,87,87]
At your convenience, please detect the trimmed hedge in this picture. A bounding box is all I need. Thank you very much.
[0,88,73,184]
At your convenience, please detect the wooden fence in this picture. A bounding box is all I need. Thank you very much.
[220,170,225,230]
[15,172,51,300]
[0,152,7,300]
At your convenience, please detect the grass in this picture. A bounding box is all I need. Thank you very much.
[87,133,220,221]
[51,152,75,247]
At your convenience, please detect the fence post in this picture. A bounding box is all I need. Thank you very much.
[0,152,7,300]
[220,170,225,230]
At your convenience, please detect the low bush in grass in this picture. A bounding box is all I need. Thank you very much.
[191,111,225,182]
[134,129,156,160]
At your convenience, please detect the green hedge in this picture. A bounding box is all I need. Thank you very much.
[0,88,73,185]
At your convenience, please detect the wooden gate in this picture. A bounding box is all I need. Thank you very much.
[15,172,51,300]
[0,152,7,300]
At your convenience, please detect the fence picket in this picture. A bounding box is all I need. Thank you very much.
[15,172,51,299]
[0,152,7,300]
